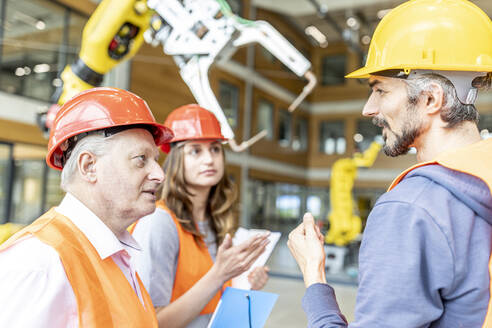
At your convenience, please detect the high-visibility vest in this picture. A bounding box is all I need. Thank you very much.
[388,138,492,328]
[131,201,231,315]
[0,209,158,328]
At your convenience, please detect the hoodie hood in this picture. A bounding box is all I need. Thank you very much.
[407,164,492,225]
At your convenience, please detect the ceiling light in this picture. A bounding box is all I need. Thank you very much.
[34,63,51,73]
[346,17,360,30]
[23,66,32,75]
[353,133,364,143]
[52,78,63,87]
[35,20,46,30]
[305,25,328,48]
[15,67,25,77]
[361,35,371,45]
[377,9,392,19]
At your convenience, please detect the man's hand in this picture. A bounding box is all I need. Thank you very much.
[287,213,326,288]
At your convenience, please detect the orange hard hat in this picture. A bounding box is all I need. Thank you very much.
[47,87,174,170]
[161,104,226,153]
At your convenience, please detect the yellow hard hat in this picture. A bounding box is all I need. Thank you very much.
[346,0,492,79]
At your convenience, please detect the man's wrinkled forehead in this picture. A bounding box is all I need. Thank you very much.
[113,128,160,155]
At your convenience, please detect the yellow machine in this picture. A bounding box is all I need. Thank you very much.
[325,141,382,246]
[39,0,316,151]
[0,223,24,245]
[54,0,151,105]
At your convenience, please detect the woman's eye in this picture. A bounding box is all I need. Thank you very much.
[190,148,200,155]
[211,146,221,153]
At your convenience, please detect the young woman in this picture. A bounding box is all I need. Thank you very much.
[132,104,270,328]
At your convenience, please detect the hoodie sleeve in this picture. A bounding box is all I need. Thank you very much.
[350,200,454,328]
[301,199,454,328]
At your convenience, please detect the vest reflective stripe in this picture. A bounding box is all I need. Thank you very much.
[0,209,158,328]
[156,201,231,315]
[388,139,492,327]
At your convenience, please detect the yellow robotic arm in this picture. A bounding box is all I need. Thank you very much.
[40,0,317,150]
[0,223,24,245]
[325,141,382,246]
[55,0,152,105]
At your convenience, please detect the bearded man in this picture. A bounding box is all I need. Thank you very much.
[287,0,492,327]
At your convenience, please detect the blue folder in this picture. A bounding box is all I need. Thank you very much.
[208,287,278,328]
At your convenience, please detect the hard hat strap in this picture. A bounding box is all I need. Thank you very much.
[406,70,486,105]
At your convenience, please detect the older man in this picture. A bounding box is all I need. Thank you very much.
[0,87,173,327]
[288,0,492,327]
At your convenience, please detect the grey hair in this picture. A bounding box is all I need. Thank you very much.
[404,73,479,128]
[60,133,115,191]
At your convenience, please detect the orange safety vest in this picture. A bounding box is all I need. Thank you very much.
[0,209,158,328]
[387,138,492,328]
[131,200,231,315]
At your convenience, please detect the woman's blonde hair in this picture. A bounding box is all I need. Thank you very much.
[160,142,238,245]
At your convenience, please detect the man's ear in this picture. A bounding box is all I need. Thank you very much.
[422,82,444,115]
[77,151,97,183]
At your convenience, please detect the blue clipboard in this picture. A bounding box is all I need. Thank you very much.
[207,287,278,328]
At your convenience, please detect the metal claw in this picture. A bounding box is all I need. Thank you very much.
[228,130,268,152]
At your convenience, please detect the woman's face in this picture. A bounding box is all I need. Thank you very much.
[182,139,224,189]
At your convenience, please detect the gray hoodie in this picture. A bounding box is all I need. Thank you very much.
[302,164,492,328]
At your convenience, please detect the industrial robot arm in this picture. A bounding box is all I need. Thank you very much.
[40,0,317,151]
[325,141,382,246]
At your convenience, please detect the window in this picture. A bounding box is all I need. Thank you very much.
[219,80,239,129]
[355,119,382,152]
[0,142,63,224]
[227,0,243,16]
[0,0,88,101]
[478,113,492,139]
[0,143,13,223]
[321,54,347,86]
[260,47,276,63]
[292,118,308,151]
[256,99,274,140]
[11,159,44,224]
[278,110,292,147]
[275,194,300,218]
[319,120,346,154]
[306,195,321,217]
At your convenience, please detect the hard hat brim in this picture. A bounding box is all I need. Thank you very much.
[346,65,492,79]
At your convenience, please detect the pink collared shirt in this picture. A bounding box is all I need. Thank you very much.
[0,193,145,328]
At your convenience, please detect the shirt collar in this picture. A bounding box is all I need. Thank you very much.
[55,193,141,260]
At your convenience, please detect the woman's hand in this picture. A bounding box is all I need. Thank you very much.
[248,266,270,290]
[211,233,270,284]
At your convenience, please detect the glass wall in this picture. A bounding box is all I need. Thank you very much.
[256,99,274,140]
[0,143,13,223]
[277,109,292,148]
[319,120,346,155]
[292,117,308,151]
[479,113,492,139]
[0,142,63,225]
[218,80,239,129]
[355,118,382,152]
[0,0,87,102]
[247,177,385,282]
[321,54,346,86]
